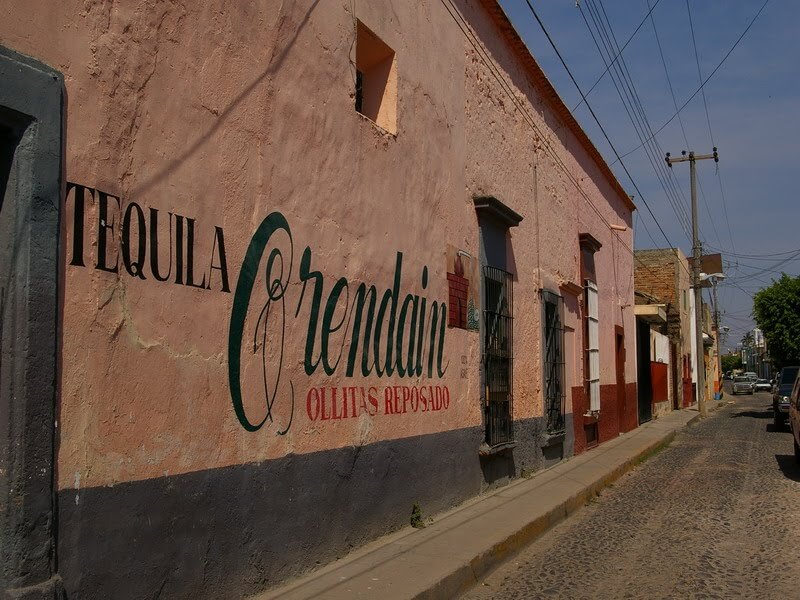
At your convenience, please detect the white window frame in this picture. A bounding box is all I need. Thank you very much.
[586,280,600,413]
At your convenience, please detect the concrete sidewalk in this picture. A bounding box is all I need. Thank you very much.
[254,409,700,600]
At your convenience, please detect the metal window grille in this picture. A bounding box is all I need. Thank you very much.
[483,266,514,446]
[542,291,566,434]
[586,280,600,412]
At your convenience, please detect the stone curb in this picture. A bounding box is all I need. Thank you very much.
[256,411,702,600]
[413,415,700,600]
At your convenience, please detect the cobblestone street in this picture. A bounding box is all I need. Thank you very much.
[463,392,800,600]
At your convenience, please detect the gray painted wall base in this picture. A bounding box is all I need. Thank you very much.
[56,415,570,599]
[4,576,65,600]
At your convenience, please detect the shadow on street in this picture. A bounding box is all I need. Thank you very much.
[775,454,800,482]
[730,409,771,420]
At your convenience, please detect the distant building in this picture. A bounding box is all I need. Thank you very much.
[635,249,693,408]
[745,327,771,378]
[634,290,670,419]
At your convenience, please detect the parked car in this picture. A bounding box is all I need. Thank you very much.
[754,378,772,392]
[732,376,754,395]
[773,366,800,428]
[788,373,800,462]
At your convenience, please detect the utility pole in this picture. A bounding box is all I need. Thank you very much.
[666,148,719,418]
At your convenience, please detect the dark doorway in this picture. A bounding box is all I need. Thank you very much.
[636,319,652,424]
[683,355,694,408]
[615,326,628,431]
[670,342,679,410]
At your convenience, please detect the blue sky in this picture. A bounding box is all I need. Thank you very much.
[498,0,798,351]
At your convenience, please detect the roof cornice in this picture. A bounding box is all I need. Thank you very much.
[475,0,636,213]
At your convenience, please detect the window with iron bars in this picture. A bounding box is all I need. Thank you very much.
[483,266,514,446]
[542,290,566,434]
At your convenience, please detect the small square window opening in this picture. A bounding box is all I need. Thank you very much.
[355,21,397,134]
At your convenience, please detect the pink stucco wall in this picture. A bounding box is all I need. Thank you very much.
[4,0,477,488]
[461,0,636,446]
[1,0,635,595]
[1,0,634,489]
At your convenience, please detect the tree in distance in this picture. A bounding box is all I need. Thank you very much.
[721,354,743,374]
[753,274,800,369]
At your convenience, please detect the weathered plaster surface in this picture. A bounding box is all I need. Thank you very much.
[0,0,635,594]
[2,0,482,488]
[460,0,636,451]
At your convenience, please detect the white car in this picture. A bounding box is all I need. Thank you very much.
[731,376,754,395]
[754,379,772,392]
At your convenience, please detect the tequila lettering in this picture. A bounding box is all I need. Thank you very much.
[66,182,230,292]
[228,211,449,433]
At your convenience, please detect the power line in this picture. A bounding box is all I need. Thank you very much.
[724,309,752,318]
[585,0,695,237]
[577,15,696,242]
[634,211,660,249]
[591,0,695,229]
[647,1,721,247]
[706,244,800,259]
[725,273,781,287]
[714,164,738,270]
[437,0,683,293]
[614,0,772,162]
[686,0,716,147]
[684,0,738,266]
[719,280,758,298]
[524,0,692,278]
[572,0,663,111]
[696,174,724,249]
[723,313,756,325]
[723,252,800,277]
[579,0,695,243]
[725,255,800,269]
[646,0,729,267]
[725,254,800,264]
[647,0,690,149]
[437,0,660,282]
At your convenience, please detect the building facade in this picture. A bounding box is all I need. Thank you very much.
[1,1,635,597]
[634,291,669,419]
[634,248,693,408]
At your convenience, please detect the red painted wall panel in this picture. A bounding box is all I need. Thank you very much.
[651,362,668,405]
[598,384,620,443]
[573,383,639,455]
[624,382,638,432]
